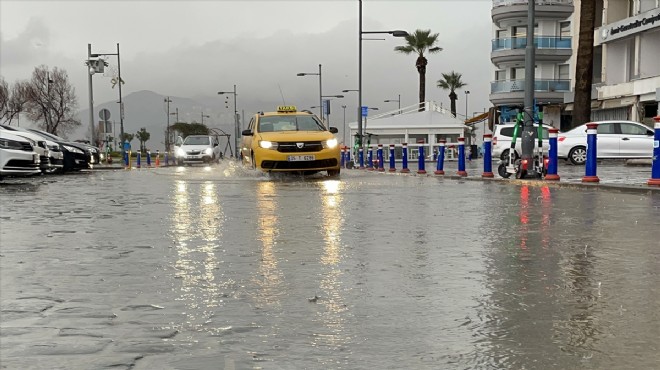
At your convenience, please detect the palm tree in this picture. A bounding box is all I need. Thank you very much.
[394,29,443,111]
[572,0,597,128]
[136,127,151,153]
[436,71,467,118]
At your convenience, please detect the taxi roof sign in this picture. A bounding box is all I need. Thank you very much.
[277,105,297,113]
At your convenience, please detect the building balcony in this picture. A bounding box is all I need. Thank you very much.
[492,0,574,28]
[490,79,571,105]
[491,37,572,66]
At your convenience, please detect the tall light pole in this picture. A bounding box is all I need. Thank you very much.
[297,64,323,124]
[384,94,401,114]
[342,104,347,145]
[358,0,408,151]
[164,97,172,152]
[86,44,95,145]
[521,0,537,176]
[201,113,210,125]
[464,91,470,119]
[90,43,124,158]
[218,85,238,158]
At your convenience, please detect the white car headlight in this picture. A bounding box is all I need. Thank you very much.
[63,145,84,154]
[259,140,278,150]
[205,148,213,155]
[323,138,338,149]
[176,148,185,157]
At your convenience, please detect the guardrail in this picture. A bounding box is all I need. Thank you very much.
[491,79,571,93]
[492,0,573,7]
[492,36,571,51]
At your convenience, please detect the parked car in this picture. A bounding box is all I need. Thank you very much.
[557,120,655,165]
[0,130,41,179]
[73,139,102,165]
[492,122,554,160]
[174,134,222,165]
[0,125,64,173]
[25,128,90,171]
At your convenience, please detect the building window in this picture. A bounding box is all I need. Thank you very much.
[640,0,656,13]
[513,67,525,79]
[557,64,569,80]
[593,45,603,83]
[495,70,506,81]
[496,29,509,39]
[559,22,570,39]
[628,0,635,16]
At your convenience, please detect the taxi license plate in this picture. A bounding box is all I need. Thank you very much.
[187,156,195,159]
[288,155,315,162]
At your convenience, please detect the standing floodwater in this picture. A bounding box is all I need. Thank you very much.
[1,162,659,369]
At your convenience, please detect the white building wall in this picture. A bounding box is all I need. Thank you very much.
[639,29,660,77]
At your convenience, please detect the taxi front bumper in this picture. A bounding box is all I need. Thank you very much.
[255,148,340,172]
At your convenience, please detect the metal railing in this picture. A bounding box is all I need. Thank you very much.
[492,36,572,51]
[491,79,571,93]
[493,0,573,7]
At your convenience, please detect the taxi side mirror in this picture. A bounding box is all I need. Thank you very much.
[329,127,339,134]
[242,129,253,136]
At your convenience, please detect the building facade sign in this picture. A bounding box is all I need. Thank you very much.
[598,9,660,44]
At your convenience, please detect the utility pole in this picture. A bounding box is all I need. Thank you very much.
[521,0,536,176]
[165,97,172,152]
[87,44,95,143]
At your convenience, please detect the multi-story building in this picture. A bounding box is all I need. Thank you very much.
[489,0,575,129]
[587,0,660,126]
[490,0,660,131]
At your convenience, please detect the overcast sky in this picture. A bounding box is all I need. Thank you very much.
[1,0,494,128]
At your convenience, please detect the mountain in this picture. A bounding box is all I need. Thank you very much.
[76,90,241,152]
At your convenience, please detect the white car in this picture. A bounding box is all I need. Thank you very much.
[557,120,654,165]
[492,123,554,160]
[174,135,223,165]
[0,131,41,179]
[0,125,64,173]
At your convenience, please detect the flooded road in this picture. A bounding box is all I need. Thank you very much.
[1,162,659,369]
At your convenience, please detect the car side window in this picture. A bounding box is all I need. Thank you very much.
[597,123,615,134]
[500,127,514,137]
[619,123,648,135]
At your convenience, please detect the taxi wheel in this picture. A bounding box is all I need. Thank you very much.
[327,169,340,177]
[251,153,257,170]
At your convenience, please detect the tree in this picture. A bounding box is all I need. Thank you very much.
[0,77,29,125]
[394,29,443,111]
[136,127,150,153]
[437,71,467,118]
[23,65,81,135]
[572,0,597,128]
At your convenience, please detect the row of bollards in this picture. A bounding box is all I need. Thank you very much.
[340,116,660,187]
[120,149,179,169]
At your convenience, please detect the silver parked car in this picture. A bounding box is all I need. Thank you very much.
[557,120,655,165]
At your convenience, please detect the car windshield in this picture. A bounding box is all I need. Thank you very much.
[259,115,325,132]
[183,136,210,145]
[28,129,64,141]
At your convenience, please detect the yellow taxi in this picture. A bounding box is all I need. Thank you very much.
[240,106,340,176]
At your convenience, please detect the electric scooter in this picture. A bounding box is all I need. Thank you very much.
[497,112,548,179]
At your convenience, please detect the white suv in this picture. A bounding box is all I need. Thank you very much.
[492,123,554,160]
[174,135,223,165]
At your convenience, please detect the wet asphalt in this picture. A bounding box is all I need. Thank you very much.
[1,160,659,369]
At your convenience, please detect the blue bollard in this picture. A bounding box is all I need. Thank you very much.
[136,152,141,168]
[546,128,560,181]
[417,145,426,174]
[164,153,169,167]
[358,147,365,169]
[367,147,374,170]
[389,144,396,172]
[377,144,384,171]
[435,140,446,175]
[345,146,351,168]
[146,151,151,167]
[124,151,129,168]
[648,116,660,186]
[482,134,494,178]
[401,143,410,173]
[340,147,345,168]
[457,137,467,177]
[582,122,600,183]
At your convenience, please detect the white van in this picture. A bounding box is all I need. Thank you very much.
[492,123,554,160]
[174,135,223,165]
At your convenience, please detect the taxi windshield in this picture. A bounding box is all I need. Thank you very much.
[183,136,210,145]
[259,115,325,132]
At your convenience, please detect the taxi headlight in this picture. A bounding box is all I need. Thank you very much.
[259,140,278,150]
[205,148,213,155]
[176,148,186,157]
[323,138,338,149]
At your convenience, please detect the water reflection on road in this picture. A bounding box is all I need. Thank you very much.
[1,162,659,369]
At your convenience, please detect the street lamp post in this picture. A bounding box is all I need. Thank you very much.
[384,94,401,114]
[90,43,124,158]
[342,105,347,145]
[464,91,470,119]
[218,85,238,158]
[297,64,323,124]
[164,97,172,152]
[358,0,408,151]
[201,113,210,125]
